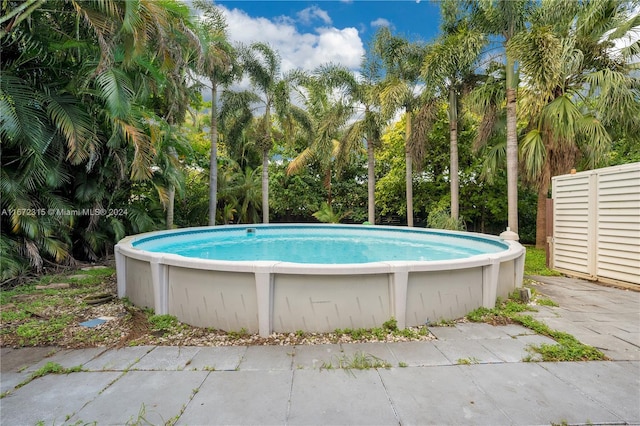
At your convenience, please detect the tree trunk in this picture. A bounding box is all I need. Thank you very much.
[505,53,519,235]
[367,137,375,224]
[325,167,332,205]
[261,107,271,224]
[262,148,269,224]
[209,82,218,226]
[405,110,413,227]
[166,187,175,229]
[535,177,550,249]
[449,87,459,221]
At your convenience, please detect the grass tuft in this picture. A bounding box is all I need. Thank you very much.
[322,351,392,372]
[467,297,606,362]
[524,246,561,276]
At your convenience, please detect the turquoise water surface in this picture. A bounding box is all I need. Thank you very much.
[133,225,508,264]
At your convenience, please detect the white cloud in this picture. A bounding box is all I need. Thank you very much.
[219,6,364,73]
[297,5,332,26]
[371,18,392,29]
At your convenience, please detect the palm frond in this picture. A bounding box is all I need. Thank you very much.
[287,147,315,175]
[585,69,640,130]
[520,129,546,180]
[379,79,410,118]
[509,25,563,97]
[576,114,612,168]
[45,94,97,165]
[96,67,134,118]
[114,118,154,180]
[409,99,439,165]
[540,94,581,141]
[40,235,70,263]
[0,74,45,146]
[479,142,506,184]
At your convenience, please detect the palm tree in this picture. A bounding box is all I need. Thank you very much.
[421,6,485,221]
[241,42,293,223]
[219,90,263,170]
[1,0,199,275]
[373,27,426,227]
[228,165,263,224]
[287,64,358,205]
[471,0,532,237]
[312,202,352,224]
[511,0,640,248]
[194,0,237,226]
[341,51,385,224]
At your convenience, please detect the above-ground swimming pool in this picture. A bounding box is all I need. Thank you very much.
[115,224,525,336]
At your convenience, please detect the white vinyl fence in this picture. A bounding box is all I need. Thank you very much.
[550,162,640,285]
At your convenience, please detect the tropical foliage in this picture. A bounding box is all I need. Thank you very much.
[2,0,638,281]
[1,0,198,280]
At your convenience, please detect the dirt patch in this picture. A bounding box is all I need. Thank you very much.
[1,266,435,349]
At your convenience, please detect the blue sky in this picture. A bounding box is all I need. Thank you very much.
[216,1,442,42]
[213,0,443,73]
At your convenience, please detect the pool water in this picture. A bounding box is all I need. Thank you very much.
[133,225,508,264]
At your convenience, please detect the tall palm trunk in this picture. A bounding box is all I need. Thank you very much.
[535,154,552,249]
[324,168,333,205]
[261,108,271,224]
[166,146,177,229]
[166,188,175,229]
[505,54,519,235]
[166,114,178,229]
[405,110,413,227]
[449,87,459,221]
[209,81,218,226]
[367,137,375,224]
[262,149,269,223]
[535,179,549,249]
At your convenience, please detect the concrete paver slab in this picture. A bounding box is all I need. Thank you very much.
[71,371,208,425]
[492,323,537,337]
[238,345,294,370]
[466,362,624,425]
[427,325,464,340]
[339,342,398,366]
[583,322,639,337]
[186,346,246,371]
[579,334,640,358]
[452,322,516,339]
[619,331,640,346]
[177,370,291,425]
[528,305,560,319]
[479,338,535,363]
[0,373,28,395]
[292,344,343,369]
[379,365,511,425]
[288,368,398,425]
[0,371,120,426]
[434,339,504,364]
[515,333,558,346]
[529,318,592,337]
[602,348,640,361]
[386,341,451,366]
[25,347,105,372]
[132,346,200,370]
[82,346,155,371]
[541,361,640,423]
[0,346,60,373]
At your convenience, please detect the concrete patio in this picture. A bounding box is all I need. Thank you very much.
[1,275,638,425]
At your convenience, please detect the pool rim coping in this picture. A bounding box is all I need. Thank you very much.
[117,223,523,272]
